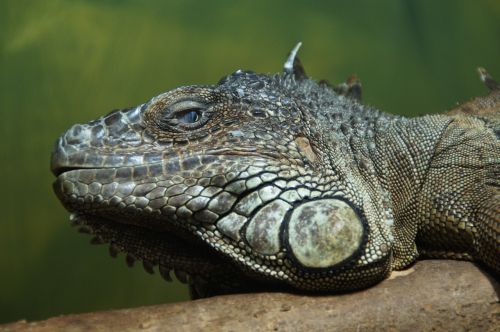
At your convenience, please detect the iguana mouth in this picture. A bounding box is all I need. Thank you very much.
[207,148,281,160]
[52,167,77,177]
[51,166,99,177]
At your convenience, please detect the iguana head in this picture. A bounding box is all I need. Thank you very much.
[51,44,394,294]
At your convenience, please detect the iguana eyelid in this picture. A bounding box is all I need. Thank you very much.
[161,99,210,129]
[168,100,207,114]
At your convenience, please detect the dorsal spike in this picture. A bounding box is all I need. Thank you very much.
[283,42,307,80]
[333,74,363,101]
[477,67,499,91]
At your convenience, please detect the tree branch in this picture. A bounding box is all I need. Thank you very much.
[2,260,499,331]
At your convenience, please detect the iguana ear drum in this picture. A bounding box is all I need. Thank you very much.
[285,198,366,269]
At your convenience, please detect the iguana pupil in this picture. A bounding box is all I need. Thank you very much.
[177,109,201,124]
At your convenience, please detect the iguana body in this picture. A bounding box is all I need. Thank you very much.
[51,45,499,297]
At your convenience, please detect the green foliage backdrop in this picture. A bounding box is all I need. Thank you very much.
[0,0,499,323]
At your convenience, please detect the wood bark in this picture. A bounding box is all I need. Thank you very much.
[2,260,499,331]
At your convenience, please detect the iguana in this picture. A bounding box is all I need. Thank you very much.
[51,44,499,298]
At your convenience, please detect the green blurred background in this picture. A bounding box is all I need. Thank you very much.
[0,0,499,323]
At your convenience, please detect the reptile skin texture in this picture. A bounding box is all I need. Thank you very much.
[51,45,499,297]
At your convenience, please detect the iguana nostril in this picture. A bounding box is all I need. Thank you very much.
[65,124,91,144]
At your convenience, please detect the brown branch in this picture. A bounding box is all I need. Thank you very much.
[2,260,499,331]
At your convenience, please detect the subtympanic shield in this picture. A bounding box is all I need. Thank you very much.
[286,198,366,269]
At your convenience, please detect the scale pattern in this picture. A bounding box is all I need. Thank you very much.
[51,47,499,296]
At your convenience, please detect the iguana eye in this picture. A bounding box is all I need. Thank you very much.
[159,99,208,130]
[170,100,205,123]
[176,109,201,124]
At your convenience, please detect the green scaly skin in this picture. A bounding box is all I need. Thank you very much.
[51,45,499,297]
